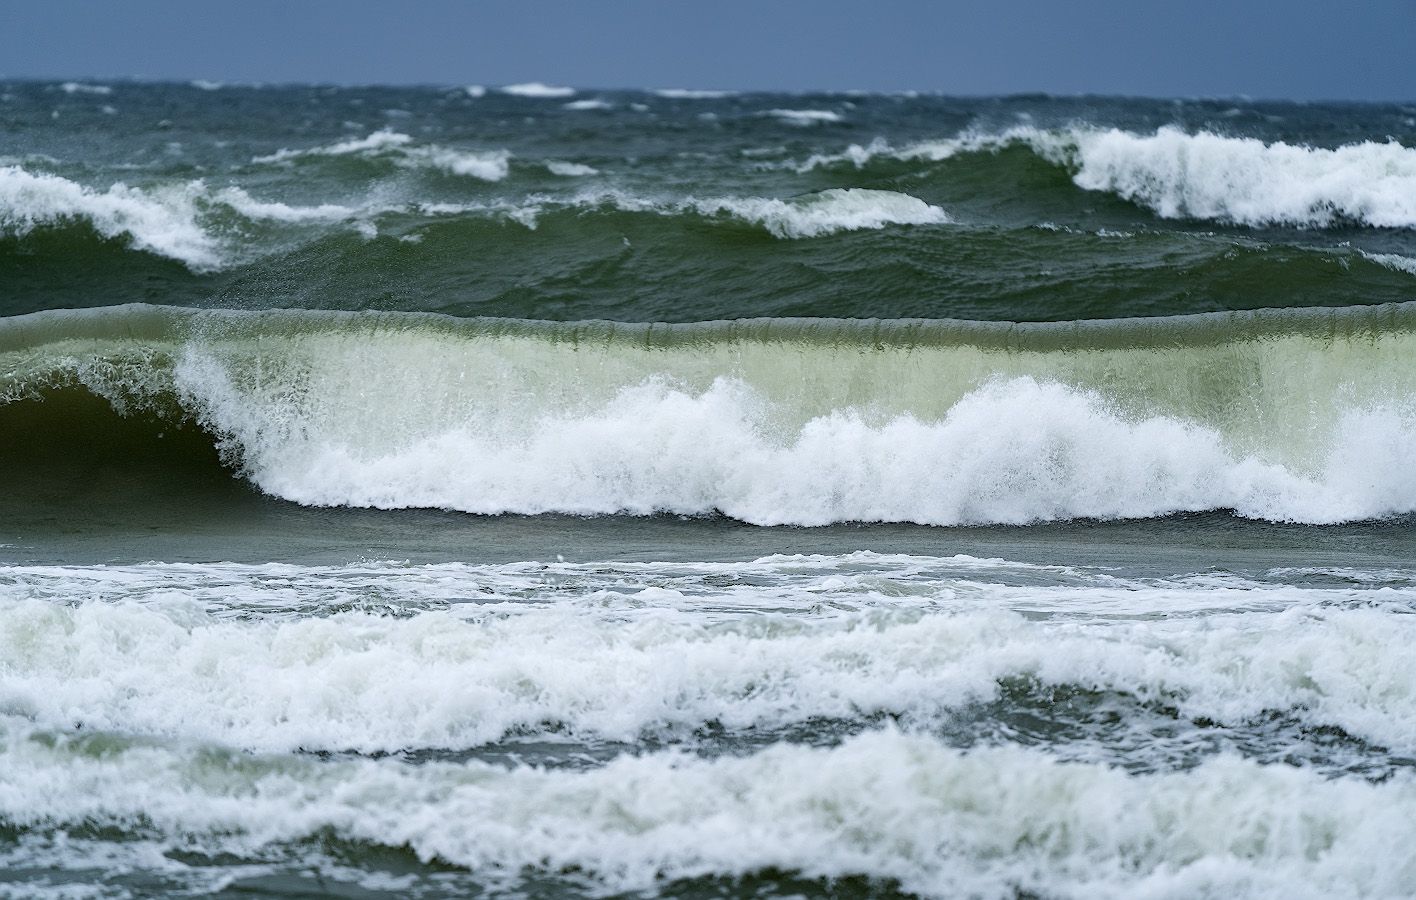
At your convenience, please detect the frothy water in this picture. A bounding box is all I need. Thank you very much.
[2,553,1415,897]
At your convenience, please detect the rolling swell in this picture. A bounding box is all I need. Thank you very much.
[7,302,1416,526]
[2,212,1411,322]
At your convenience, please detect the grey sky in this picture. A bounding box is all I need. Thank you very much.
[3,0,1413,101]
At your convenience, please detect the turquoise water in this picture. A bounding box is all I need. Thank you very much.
[2,80,1416,898]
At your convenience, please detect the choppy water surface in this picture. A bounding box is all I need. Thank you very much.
[1,80,1415,898]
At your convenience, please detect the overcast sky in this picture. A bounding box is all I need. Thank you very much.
[3,0,1413,101]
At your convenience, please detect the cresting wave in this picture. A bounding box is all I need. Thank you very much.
[801,125,1416,228]
[4,725,1414,898]
[8,302,1416,526]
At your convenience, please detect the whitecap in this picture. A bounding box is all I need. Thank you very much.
[545,160,598,176]
[500,82,576,98]
[654,88,736,99]
[59,82,111,96]
[764,108,843,125]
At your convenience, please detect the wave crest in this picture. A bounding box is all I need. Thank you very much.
[802,126,1416,228]
[0,165,222,269]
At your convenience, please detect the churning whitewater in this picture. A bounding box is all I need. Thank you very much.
[2,82,1415,899]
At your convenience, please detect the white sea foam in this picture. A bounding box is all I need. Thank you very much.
[0,165,222,269]
[2,726,1413,898]
[545,160,598,176]
[464,84,486,98]
[765,108,844,125]
[500,82,576,98]
[800,126,1416,227]
[654,88,736,99]
[190,80,224,91]
[563,98,611,111]
[2,558,1415,753]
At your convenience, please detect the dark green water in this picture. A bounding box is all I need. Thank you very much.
[2,81,1416,899]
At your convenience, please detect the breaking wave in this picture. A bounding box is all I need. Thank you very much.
[0,165,222,269]
[802,125,1416,228]
[7,302,1416,526]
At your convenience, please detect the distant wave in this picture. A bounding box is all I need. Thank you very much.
[252,129,512,181]
[545,160,598,176]
[765,109,844,126]
[59,82,112,96]
[563,98,612,111]
[500,82,576,98]
[654,88,736,99]
[613,188,948,238]
[9,302,1416,527]
[801,126,1416,228]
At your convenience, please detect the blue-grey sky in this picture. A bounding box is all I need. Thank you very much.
[3,0,1413,101]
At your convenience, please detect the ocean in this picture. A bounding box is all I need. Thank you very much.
[2,80,1415,898]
